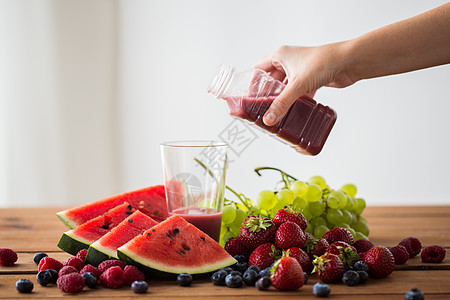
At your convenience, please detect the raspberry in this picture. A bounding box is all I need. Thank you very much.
[389,245,409,265]
[63,257,84,271]
[353,239,374,253]
[0,248,18,266]
[98,259,126,273]
[57,273,85,293]
[80,264,102,278]
[399,237,422,258]
[224,236,251,258]
[99,266,124,289]
[58,266,78,277]
[76,249,88,262]
[38,257,63,272]
[123,265,145,285]
[421,245,446,263]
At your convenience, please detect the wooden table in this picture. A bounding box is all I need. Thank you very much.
[1,206,449,299]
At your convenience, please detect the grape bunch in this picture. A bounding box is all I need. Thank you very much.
[219,167,370,247]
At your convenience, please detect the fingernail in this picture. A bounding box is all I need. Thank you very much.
[264,112,277,125]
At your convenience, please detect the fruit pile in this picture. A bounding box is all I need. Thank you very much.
[220,167,369,247]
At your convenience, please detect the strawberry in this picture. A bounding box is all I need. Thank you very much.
[363,246,395,278]
[312,253,345,283]
[305,237,329,259]
[249,243,281,270]
[398,237,422,258]
[270,257,305,291]
[224,236,252,258]
[273,207,308,231]
[322,228,354,245]
[239,216,277,250]
[275,221,306,249]
[285,247,313,273]
[325,241,360,267]
[353,239,374,253]
[389,245,409,265]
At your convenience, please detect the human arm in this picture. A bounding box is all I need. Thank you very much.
[257,3,450,126]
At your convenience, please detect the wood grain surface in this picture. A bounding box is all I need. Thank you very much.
[0,206,449,299]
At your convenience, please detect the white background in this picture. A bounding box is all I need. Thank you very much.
[1,0,449,207]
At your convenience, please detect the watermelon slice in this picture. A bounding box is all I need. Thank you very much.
[57,185,168,229]
[57,202,135,255]
[85,210,158,266]
[117,214,236,277]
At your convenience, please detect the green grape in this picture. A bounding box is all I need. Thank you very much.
[327,196,339,209]
[257,190,277,210]
[354,232,369,241]
[305,223,314,234]
[327,190,346,209]
[309,200,325,216]
[308,176,327,189]
[290,180,308,197]
[358,215,368,224]
[277,189,295,205]
[232,208,246,228]
[305,183,322,202]
[334,223,351,230]
[342,210,356,225]
[271,198,288,217]
[221,205,236,224]
[352,220,370,236]
[292,197,307,210]
[347,227,356,238]
[230,224,240,236]
[326,208,343,225]
[341,183,357,198]
[314,225,329,238]
[354,198,366,215]
[302,207,313,221]
[311,216,328,228]
[344,195,355,211]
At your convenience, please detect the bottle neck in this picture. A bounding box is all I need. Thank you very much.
[208,65,235,99]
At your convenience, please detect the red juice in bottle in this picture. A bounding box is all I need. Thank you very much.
[171,208,222,242]
[209,65,337,155]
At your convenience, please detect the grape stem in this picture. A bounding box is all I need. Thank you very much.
[254,167,298,188]
[225,186,252,210]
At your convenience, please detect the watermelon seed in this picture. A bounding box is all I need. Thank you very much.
[101,223,111,230]
[152,229,156,232]
[178,250,186,255]
[127,205,132,210]
[125,211,133,215]
[154,211,159,215]
[200,237,205,241]
[128,219,133,223]
[167,233,173,239]
[173,228,179,235]
[147,233,151,237]
[182,244,190,251]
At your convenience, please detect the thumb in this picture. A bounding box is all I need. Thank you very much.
[263,80,307,126]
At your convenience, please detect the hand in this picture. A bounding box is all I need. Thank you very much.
[254,44,355,126]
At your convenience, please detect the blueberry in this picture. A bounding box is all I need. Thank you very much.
[15,279,34,293]
[225,273,243,288]
[33,252,48,265]
[234,262,248,273]
[342,270,360,286]
[255,277,271,291]
[36,270,52,286]
[353,261,369,272]
[356,271,369,284]
[312,282,331,297]
[233,255,247,263]
[47,269,58,284]
[303,272,309,284]
[230,270,242,277]
[211,270,227,285]
[177,273,193,287]
[404,288,424,300]
[247,265,260,274]
[242,269,258,286]
[220,267,234,275]
[257,267,271,279]
[131,280,148,294]
[81,272,97,289]
[345,265,354,271]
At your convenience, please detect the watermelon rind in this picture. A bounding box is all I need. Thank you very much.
[56,211,77,229]
[117,247,236,277]
[57,232,91,256]
[85,246,112,267]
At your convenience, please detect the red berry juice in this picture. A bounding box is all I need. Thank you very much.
[171,208,222,242]
[225,95,336,155]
